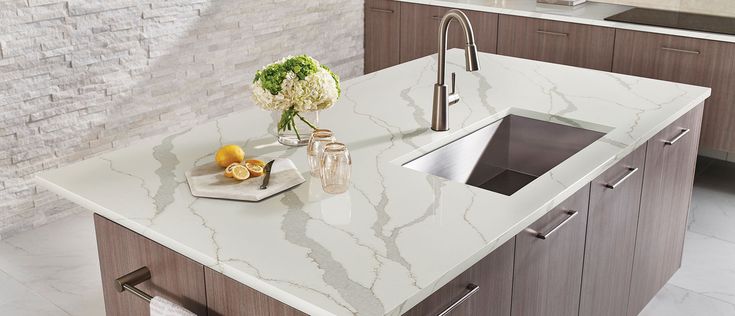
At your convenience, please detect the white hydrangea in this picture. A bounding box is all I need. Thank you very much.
[252,80,291,111]
[251,64,339,113]
[282,68,339,112]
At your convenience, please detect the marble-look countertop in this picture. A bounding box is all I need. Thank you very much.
[37,50,711,316]
[396,0,735,44]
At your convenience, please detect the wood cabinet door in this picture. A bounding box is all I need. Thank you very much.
[497,15,615,71]
[93,214,207,316]
[511,185,590,316]
[404,239,514,316]
[205,268,307,316]
[627,104,704,316]
[364,0,401,73]
[579,146,646,316]
[612,30,735,152]
[399,3,498,63]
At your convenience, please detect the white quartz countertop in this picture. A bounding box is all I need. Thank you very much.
[37,50,710,316]
[396,0,735,44]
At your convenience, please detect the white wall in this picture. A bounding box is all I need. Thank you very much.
[595,0,735,17]
[0,0,364,238]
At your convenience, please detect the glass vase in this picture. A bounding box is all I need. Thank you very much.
[278,111,319,147]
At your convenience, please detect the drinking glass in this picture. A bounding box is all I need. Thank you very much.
[307,129,336,176]
[320,142,351,194]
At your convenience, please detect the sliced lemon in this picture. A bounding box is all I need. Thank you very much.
[231,164,250,181]
[245,162,264,177]
[224,163,240,178]
[245,159,265,167]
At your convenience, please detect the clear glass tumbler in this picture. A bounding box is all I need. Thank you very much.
[320,142,351,194]
[307,129,336,177]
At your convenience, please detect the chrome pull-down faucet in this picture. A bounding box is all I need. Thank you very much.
[432,9,480,131]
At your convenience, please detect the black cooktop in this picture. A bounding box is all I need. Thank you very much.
[605,7,735,36]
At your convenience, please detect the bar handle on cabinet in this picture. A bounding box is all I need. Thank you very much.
[436,284,480,316]
[431,15,442,20]
[368,7,394,14]
[535,210,578,240]
[536,30,569,37]
[661,46,700,55]
[663,128,691,146]
[604,167,639,190]
[115,267,153,302]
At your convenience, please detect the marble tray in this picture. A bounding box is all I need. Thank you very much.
[185,158,305,202]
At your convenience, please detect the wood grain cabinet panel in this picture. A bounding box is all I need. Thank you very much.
[612,30,735,152]
[579,146,646,316]
[93,214,208,316]
[404,239,514,316]
[627,104,704,316]
[511,185,590,316]
[399,3,498,63]
[205,268,307,316]
[497,15,615,71]
[364,0,401,73]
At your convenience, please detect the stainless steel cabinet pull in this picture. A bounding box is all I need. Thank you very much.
[368,7,394,14]
[437,284,480,316]
[661,47,701,55]
[536,30,569,37]
[663,128,691,146]
[115,267,153,302]
[605,167,639,189]
[536,211,578,240]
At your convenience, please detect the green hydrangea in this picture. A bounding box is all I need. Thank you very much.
[254,55,320,95]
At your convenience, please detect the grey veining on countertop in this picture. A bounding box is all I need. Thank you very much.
[37,50,710,316]
[395,0,735,43]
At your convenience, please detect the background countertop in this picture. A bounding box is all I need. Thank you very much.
[37,50,710,316]
[396,0,735,43]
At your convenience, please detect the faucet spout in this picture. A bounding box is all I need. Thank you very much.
[432,9,480,131]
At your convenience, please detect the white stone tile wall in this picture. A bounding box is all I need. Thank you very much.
[0,0,365,239]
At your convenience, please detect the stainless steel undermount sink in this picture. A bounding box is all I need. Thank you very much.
[403,115,605,196]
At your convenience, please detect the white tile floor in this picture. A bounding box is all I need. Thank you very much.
[0,159,733,316]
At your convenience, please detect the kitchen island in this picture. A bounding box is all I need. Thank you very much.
[37,50,710,316]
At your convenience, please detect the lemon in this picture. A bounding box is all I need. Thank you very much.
[231,164,250,181]
[215,145,245,168]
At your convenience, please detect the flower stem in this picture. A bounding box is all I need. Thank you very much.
[295,112,318,130]
[292,117,301,140]
[278,109,316,141]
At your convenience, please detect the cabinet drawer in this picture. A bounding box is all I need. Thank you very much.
[580,145,646,316]
[404,239,514,316]
[400,3,498,63]
[613,29,735,152]
[365,0,401,73]
[94,215,207,316]
[497,15,615,71]
[511,185,590,316]
[613,29,714,83]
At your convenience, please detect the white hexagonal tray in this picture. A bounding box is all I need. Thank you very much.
[185,158,305,202]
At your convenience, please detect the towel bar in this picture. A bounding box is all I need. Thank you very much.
[115,267,153,302]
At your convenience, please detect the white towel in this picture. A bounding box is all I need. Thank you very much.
[150,296,198,316]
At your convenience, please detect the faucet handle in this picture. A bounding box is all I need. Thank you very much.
[448,72,460,105]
